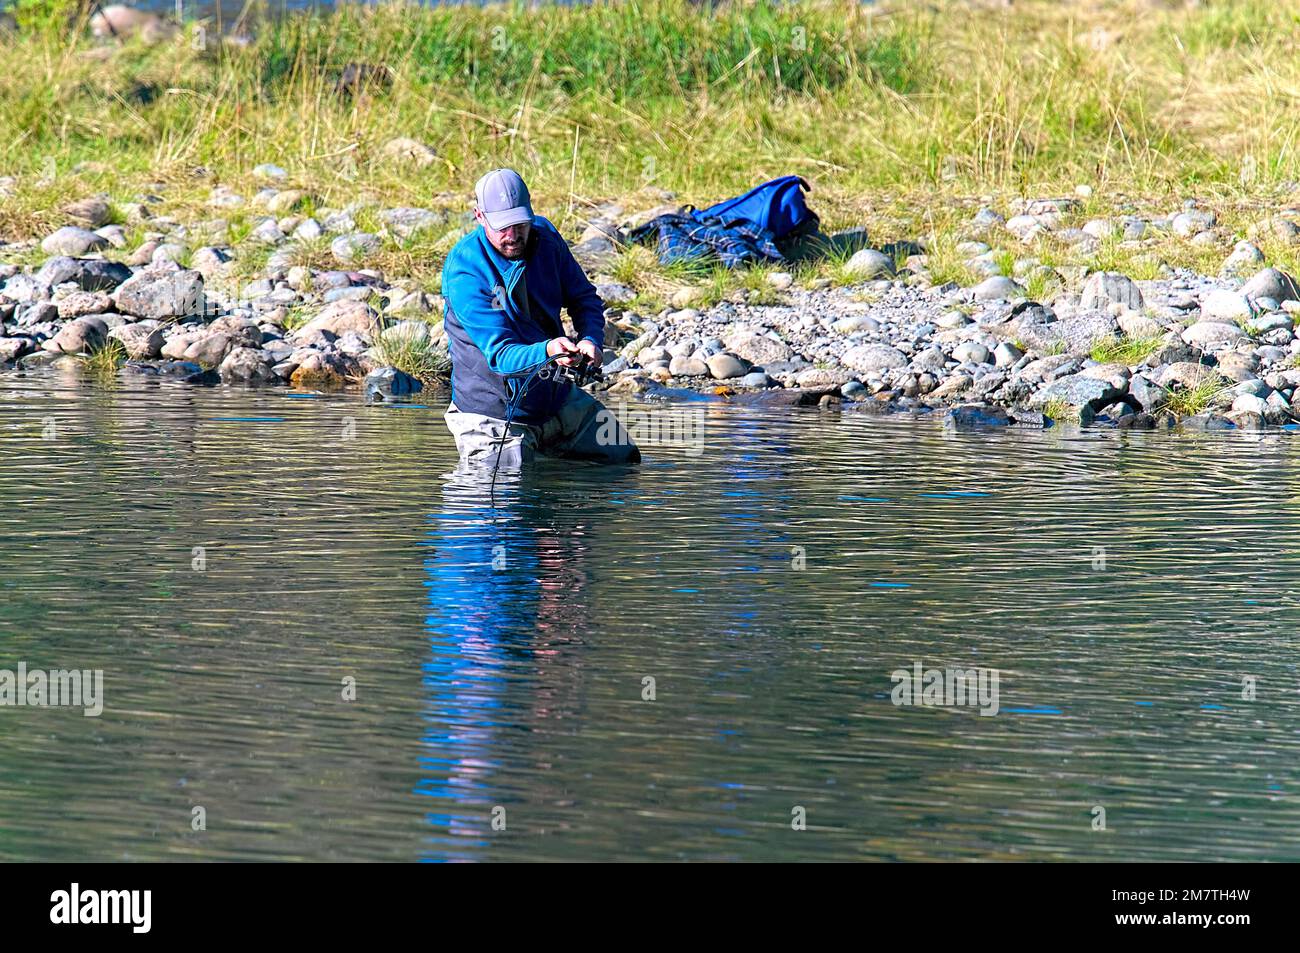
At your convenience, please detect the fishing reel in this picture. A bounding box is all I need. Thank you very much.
[541,353,604,387]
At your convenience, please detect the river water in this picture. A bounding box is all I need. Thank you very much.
[1,366,1298,861]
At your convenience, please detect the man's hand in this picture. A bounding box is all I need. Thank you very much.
[575,337,603,367]
[546,336,583,367]
[547,336,602,369]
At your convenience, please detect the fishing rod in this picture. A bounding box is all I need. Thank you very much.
[489,351,604,507]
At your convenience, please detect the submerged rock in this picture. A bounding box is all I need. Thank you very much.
[219,347,277,384]
[739,387,846,407]
[364,366,424,401]
[945,404,1009,429]
[1117,412,1159,430]
[1007,409,1053,428]
[1180,413,1235,431]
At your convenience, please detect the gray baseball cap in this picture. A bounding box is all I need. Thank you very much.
[475,168,534,231]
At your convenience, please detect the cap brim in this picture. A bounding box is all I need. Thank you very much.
[483,207,534,230]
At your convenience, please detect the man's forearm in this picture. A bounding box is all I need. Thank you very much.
[449,300,551,375]
[571,303,604,349]
[558,243,607,349]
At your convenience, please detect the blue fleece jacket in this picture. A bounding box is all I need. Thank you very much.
[442,216,605,424]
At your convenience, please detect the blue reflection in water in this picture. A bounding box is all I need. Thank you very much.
[414,461,625,861]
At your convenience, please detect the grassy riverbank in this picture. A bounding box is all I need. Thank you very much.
[4,0,1300,296]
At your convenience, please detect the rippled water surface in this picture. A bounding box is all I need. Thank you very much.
[2,367,1299,862]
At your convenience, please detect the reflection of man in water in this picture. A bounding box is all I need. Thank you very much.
[432,466,597,636]
[441,168,640,470]
[415,467,608,855]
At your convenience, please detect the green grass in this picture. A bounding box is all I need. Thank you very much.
[604,245,775,310]
[1164,376,1232,418]
[7,0,1300,300]
[991,249,1016,277]
[0,0,946,242]
[282,236,336,271]
[1022,266,1062,301]
[1162,0,1293,57]
[735,264,785,305]
[609,246,653,288]
[0,243,49,270]
[370,318,450,384]
[1076,234,1163,280]
[372,229,461,293]
[1041,398,1076,422]
[77,336,127,379]
[228,243,275,283]
[281,304,315,332]
[1089,335,1165,365]
[920,231,983,287]
[225,216,256,247]
[0,0,1289,239]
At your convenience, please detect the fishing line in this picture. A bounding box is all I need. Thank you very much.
[488,353,603,508]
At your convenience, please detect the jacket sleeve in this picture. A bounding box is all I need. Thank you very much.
[443,258,550,376]
[557,240,606,348]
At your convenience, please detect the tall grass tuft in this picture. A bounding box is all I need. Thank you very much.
[1164,376,1233,418]
[78,336,127,380]
[370,318,450,384]
[1089,335,1166,366]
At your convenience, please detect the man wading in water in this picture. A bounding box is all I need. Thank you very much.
[441,168,640,468]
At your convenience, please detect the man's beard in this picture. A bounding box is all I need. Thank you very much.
[495,226,530,259]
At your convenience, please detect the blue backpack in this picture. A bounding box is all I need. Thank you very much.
[690,175,816,239]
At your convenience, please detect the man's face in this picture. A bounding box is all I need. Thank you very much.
[476,208,531,259]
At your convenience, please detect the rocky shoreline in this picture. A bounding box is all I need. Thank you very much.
[5,183,1300,432]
